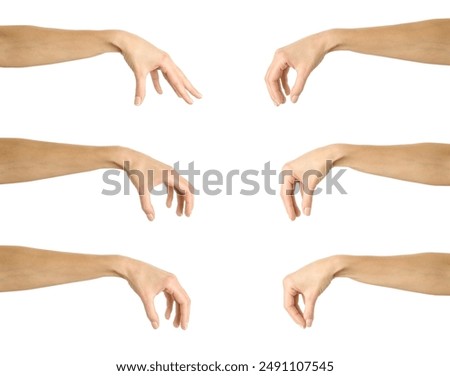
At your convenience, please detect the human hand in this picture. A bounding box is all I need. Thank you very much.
[265,31,333,105]
[119,32,202,105]
[283,257,338,328]
[119,147,194,221]
[280,145,343,220]
[124,258,191,330]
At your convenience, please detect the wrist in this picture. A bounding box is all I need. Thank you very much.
[107,254,135,281]
[327,28,353,52]
[108,30,149,57]
[327,255,351,278]
[75,145,125,170]
[332,255,357,278]
[86,254,129,279]
[88,30,122,53]
[105,30,131,53]
[105,146,133,170]
[329,144,357,167]
[320,143,349,166]
[321,29,345,53]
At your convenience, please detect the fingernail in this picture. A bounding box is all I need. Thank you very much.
[304,207,311,216]
[151,321,159,329]
[273,100,279,107]
[147,213,154,221]
[291,95,299,103]
[134,96,142,106]
[306,319,313,328]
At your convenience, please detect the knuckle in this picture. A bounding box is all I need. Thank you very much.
[274,48,288,60]
[164,273,178,286]
[282,162,293,172]
[159,51,171,63]
[159,58,172,75]
[163,273,180,292]
[283,275,293,289]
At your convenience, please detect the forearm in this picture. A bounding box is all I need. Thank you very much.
[325,19,450,65]
[331,253,450,295]
[332,143,450,185]
[0,246,129,291]
[0,26,135,67]
[0,138,127,183]
[0,246,189,328]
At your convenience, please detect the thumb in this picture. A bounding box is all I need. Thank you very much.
[290,69,307,103]
[130,173,155,221]
[143,297,160,329]
[134,72,147,106]
[139,190,155,222]
[301,172,321,216]
[303,294,318,328]
[301,190,314,217]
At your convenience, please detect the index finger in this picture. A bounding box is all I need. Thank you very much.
[165,171,194,216]
[161,64,195,104]
[179,180,194,216]
[171,286,191,330]
[173,174,195,217]
[284,287,306,328]
[280,173,300,221]
[170,75,194,104]
[161,58,200,94]
[177,68,202,99]
[300,171,322,216]
[183,78,202,99]
[265,59,287,105]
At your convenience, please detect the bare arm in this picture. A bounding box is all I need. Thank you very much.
[283,253,450,328]
[266,19,450,105]
[337,253,450,294]
[0,246,190,329]
[334,19,450,64]
[335,143,450,185]
[281,143,450,219]
[0,138,117,182]
[0,138,194,220]
[0,26,119,67]
[0,26,201,104]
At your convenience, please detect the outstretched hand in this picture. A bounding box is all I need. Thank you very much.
[120,33,202,106]
[283,257,336,328]
[280,146,338,220]
[126,259,191,330]
[265,32,330,106]
[122,148,194,221]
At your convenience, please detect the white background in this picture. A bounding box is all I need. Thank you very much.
[1,1,450,375]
